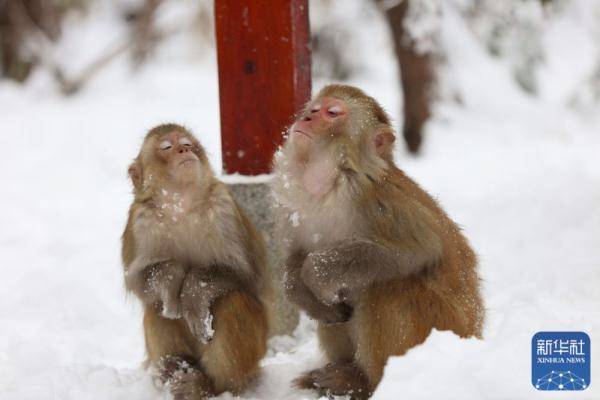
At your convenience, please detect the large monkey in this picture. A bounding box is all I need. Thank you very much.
[272,85,484,399]
[122,124,269,400]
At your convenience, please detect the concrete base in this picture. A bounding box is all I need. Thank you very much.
[227,182,299,336]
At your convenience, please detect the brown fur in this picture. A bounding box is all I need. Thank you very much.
[144,291,268,395]
[122,124,270,398]
[272,85,484,398]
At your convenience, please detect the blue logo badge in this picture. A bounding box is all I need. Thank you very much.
[532,332,590,391]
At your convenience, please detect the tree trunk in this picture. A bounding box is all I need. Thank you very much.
[383,0,433,154]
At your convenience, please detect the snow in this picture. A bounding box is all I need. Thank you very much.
[289,211,301,228]
[1,0,599,399]
[219,173,272,185]
[201,313,214,345]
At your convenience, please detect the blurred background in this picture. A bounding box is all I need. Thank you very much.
[0,1,599,399]
[2,0,600,152]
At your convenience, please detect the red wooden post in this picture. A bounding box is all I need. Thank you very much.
[215,0,311,175]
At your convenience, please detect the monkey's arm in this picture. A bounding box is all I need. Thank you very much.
[180,267,242,343]
[283,250,352,324]
[125,259,187,319]
[301,236,442,306]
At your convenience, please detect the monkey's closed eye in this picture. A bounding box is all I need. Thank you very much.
[327,106,342,117]
[159,140,172,150]
[179,137,193,147]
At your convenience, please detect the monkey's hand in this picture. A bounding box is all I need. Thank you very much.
[300,247,355,306]
[302,239,434,306]
[180,268,240,344]
[126,259,186,319]
[283,251,352,324]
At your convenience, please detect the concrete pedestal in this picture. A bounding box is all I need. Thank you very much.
[228,182,299,336]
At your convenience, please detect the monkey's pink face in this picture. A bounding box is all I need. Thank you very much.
[155,131,201,181]
[290,97,348,152]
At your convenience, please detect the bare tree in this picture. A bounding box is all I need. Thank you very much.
[0,0,63,81]
[377,0,434,154]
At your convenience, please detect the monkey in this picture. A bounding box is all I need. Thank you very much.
[121,123,270,400]
[271,84,484,399]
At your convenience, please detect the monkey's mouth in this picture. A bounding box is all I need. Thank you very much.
[294,130,313,140]
[178,157,198,167]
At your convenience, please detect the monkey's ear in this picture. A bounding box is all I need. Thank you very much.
[373,128,396,159]
[128,160,143,190]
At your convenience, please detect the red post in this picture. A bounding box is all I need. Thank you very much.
[215,0,311,175]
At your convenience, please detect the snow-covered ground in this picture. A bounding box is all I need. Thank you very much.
[1,1,599,399]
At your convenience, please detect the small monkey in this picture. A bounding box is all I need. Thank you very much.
[122,124,269,399]
[272,85,484,399]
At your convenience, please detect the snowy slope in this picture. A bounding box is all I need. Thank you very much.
[1,1,599,399]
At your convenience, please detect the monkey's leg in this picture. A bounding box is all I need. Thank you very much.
[317,322,354,363]
[352,280,437,391]
[144,306,197,365]
[143,307,215,399]
[295,322,371,399]
[180,267,241,344]
[200,290,268,394]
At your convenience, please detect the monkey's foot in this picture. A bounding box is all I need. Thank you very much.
[156,355,197,384]
[294,362,371,400]
[156,355,215,399]
[169,368,215,400]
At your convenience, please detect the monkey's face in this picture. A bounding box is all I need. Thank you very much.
[154,131,202,183]
[289,96,349,156]
[278,85,396,178]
